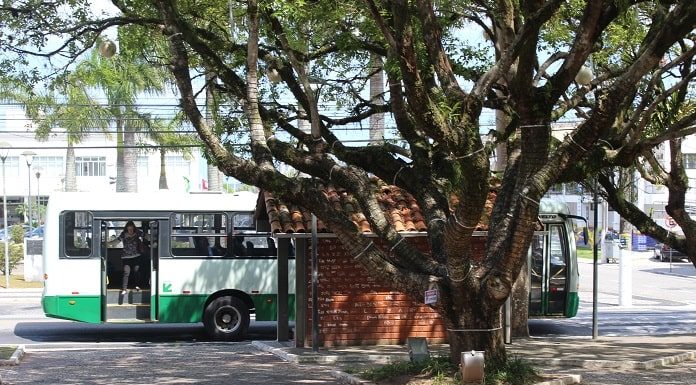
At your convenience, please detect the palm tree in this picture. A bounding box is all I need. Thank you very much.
[4,39,170,193]
[73,43,167,192]
[20,75,110,192]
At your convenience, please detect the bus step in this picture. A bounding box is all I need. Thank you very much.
[107,290,151,305]
[106,304,152,320]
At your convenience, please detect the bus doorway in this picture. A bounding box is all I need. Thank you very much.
[102,219,155,322]
[529,225,570,317]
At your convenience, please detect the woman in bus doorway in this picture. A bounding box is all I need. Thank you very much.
[108,221,144,296]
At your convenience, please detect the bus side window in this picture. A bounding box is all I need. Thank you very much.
[62,211,93,258]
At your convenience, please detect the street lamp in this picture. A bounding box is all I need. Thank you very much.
[34,167,42,226]
[21,151,36,234]
[1,142,11,288]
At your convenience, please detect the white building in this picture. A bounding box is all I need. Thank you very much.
[0,106,215,228]
[545,127,696,241]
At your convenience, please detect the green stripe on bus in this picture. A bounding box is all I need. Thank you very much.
[158,295,208,323]
[42,295,102,323]
[252,294,296,321]
[565,292,579,318]
[157,294,296,323]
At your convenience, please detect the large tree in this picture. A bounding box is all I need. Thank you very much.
[2,0,695,361]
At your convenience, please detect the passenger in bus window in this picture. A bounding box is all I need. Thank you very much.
[232,236,246,256]
[108,221,144,295]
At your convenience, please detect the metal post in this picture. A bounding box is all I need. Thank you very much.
[504,296,511,344]
[592,181,599,339]
[277,237,289,341]
[311,214,319,352]
[35,168,41,226]
[21,151,35,234]
[295,238,307,347]
[1,144,9,288]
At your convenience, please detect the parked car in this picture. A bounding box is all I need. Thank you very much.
[0,224,30,241]
[26,225,45,238]
[653,243,688,262]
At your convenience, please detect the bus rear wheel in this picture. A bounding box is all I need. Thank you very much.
[203,296,250,341]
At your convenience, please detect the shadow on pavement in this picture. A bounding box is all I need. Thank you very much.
[13,320,281,343]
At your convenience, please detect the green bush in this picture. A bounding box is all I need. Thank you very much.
[485,355,539,385]
[0,242,23,275]
[10,224,25,244]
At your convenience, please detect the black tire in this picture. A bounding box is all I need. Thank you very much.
[203,296,250,341]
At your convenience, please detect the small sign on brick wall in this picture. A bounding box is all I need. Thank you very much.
[424,288,438,304]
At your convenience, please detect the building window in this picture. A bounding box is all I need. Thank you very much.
[644,181,665,194]
[33,156,64,175]
[137,156,149,177]
[75,156,106,176]
[3,156,20,176]
[684,153,696,169]
[165,155,191,176]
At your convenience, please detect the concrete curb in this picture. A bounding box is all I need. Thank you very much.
[523,350,696,370]
[0,345,25,366]
[534,374,582,385]
[252,341,581,385]
[251,341,376,384]
[251,341,405,365]
[0,288,43,293]
[638,351,696,369]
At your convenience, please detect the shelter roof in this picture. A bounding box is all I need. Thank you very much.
[256,179,496,234]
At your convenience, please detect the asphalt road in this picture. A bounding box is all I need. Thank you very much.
[530,250,696,336]
[2,250,695,343]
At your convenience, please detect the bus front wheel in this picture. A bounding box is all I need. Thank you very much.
[203,296,250,341]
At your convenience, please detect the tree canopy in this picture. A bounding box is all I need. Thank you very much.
[1,0,695,360]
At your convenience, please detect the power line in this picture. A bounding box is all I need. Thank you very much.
[0,138,413,151]
[0,144,210,150]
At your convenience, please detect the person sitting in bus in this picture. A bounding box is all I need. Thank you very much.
[107,220,144,295]
[232,236,246,256]
[194,237,213,256]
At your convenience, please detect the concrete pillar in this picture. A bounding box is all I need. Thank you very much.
[618,248,632,306]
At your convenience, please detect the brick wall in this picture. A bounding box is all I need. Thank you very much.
[306,237,450,346]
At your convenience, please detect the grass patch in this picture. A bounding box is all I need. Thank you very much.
[356,356,459,385]
[485,355,540,385]
[577,247,595,260]
[0,275,43,289]
[0,346,18,360]
[354,355,540,385]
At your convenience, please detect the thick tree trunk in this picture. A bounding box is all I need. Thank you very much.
[511,258,530,337]
[158,149,168,190]
[204,71,223,192]
[64,144,77,192]
[369,54,384,145]
[115,114,125,192]
[207,165,222,191]
[123,122,138,193]
[445,301,505,364]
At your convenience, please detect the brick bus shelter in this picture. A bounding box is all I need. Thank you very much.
[255,183,490,347]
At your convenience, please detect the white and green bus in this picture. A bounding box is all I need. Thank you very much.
[529,198,584,318]
[41,191,293,341]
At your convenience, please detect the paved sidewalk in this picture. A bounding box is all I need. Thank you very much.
[254,334,696,384]
[2,335,695,385]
